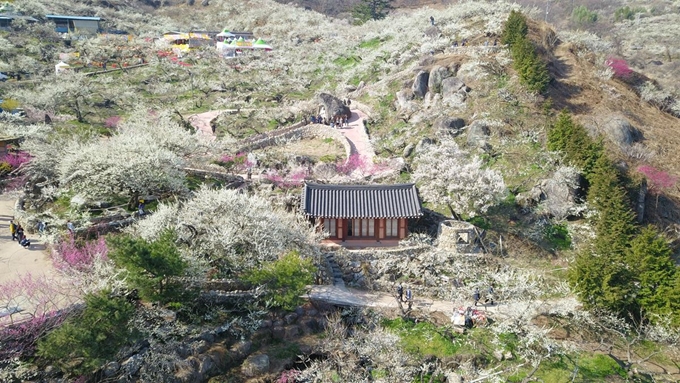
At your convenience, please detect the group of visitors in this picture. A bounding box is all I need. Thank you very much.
[310,114,350,128]
[9,219,30,248]
[451,39,498,49]
[473,286,495,306]
[396,283,414,309]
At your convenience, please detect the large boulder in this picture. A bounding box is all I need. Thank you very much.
[518,167,586,219]
[428,66,450,94]
[317,93,351,121]
[603,115,643,147]
[434,117,466,137]
[441,77,466,97]
[538,167,586,219]
[395,89,415,110]
[241,354,270,377]
[466,120,491,148]
[412,70,430,98]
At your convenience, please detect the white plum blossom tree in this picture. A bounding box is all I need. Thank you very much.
[58,110,195,203]
[131,186,321,275]
[412,139,506,218]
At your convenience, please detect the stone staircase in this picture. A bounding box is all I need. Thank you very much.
[324,252,345,289]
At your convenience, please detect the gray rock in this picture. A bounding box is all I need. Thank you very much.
[229,341,252,359]
[122,354,143,376]
[199,330,215,343]
[272,326,285,340]
[428,66,450,94]
[317,93,351,121]
[260,319,272,329]
[306,309,318,317]
[466,121,491,148]
[295,306,305,316]
[603,115,642,147]
[415,137,434,154]
[516,188,544,210]
[300,318,319,334]
[537,167,585,220]
[493,349,505,361]
[241,354,270,377]
[103,362,120,377]
[395,89,415,109]
[284,313,298,324]
[285,325,301,339]
[441,77,466,97]
[434,117,466,137]
[273,320,284,327]
[199,354,215,376]
[192,340,210,355]
[403,143,415,158]
[446,372,464,383]
[412,71,430,98]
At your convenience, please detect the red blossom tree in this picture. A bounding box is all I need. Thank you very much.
[637,165,677,209]
[51,236,109,272]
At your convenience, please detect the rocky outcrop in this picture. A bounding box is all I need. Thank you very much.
[516,166,586,219]
[434,116,466,137]
[602,114,643,147]
[428,66,450,94]
[441,77,466,96]
[412,71,430,98]
[466,120,491,148]
[317,93,350,121]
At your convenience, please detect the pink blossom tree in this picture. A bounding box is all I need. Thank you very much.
[51,236,109,272]
[638,165,677,209]
[605,57,633,78]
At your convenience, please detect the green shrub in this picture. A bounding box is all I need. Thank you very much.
[359,37,382,49]
[547,110,603,179]
[572,6,598,27]
[543,222,571,250]
[108,230,189,303]
[614,6,646,22]
[37,290,136,375]
[245,250,316,310]
[382,318,459,357]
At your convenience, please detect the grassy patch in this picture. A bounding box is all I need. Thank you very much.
[359,37,382,49]
[382,318,459,357]
[269,342,301,360]
[333,56,360,67]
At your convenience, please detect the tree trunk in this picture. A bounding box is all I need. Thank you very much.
[447,203,461,220]
[636,179,647,223]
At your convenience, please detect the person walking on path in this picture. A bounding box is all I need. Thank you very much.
[37,221,46,236]
[9,220,16,241]
[397,283,404,302]
[473,287,480,306]
[67,220,75,235]
[430,16,435,25]
[405,287,413,309]
[16,225,24,242]
[486,285,495,305]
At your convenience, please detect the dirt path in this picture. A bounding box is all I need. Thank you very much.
[307,285,578,322]
[0,194,60,322]
[187,110,223,140]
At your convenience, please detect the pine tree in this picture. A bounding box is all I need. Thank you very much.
[627,226,677,318]
[547,110,603,178]
[352,0,394,24]
[570,155,638,315]
[501,10,528,46]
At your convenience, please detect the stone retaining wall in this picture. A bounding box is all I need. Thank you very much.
[236,123,352,164]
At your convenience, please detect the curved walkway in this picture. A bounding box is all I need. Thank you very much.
[340,109,374,160]
[306,285,578,322]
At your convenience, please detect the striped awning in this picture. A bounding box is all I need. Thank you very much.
[302,183,423,219]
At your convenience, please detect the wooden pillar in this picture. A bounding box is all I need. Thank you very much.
[398,218,407,239]
[378,219,385,240]
[337,219,344,240]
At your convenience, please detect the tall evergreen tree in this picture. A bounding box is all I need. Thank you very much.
[352,0,394,24]
[570,155,638,314]
[548,110,603,179]
[501,10,528,46]
[627,226,678,318]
